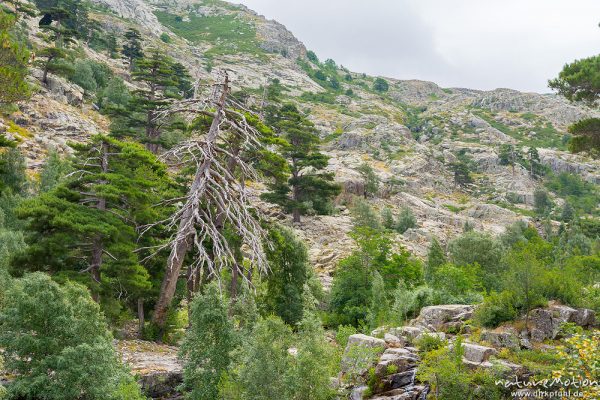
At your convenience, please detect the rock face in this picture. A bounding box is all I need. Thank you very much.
[480,329,520,350]
[413,305,475,332]
[255,18,307,59]
[341,334,427,400]
[528,305,596,342]
[90,0,164,34]
[117,340,183,399]
[462,343,497,364]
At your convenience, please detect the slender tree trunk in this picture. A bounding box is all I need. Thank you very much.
[151,80,229,332]
[291,169,301,223]
[88,141,108,302]
[137,299,145,338]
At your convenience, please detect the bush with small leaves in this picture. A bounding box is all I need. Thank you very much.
[0,273,144,400]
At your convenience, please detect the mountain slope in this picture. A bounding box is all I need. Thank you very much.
[6,0,600,286]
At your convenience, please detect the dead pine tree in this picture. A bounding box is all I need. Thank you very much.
[150,71,270,333]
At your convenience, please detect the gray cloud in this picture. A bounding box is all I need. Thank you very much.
[234,0,600,92]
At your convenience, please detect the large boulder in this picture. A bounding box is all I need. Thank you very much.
[528,305,596,342]
[341,334,386,377]
[462,343,497,364]
[413,305,475,332]
[480,329,520,350]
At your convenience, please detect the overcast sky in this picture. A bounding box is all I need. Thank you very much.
[233,0,600,93]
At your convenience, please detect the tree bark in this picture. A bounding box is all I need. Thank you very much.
[137,298,145,338]
[88,140,108,302]
[151,78,229,332]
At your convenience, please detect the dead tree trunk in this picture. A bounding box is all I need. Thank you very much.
[149,72,270,335]
[152,76,230,331]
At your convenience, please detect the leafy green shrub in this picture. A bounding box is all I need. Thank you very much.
[160,32,171,43]
[474,291,518,328]
[180,283,236,400]
[373,78,389,93]
[336,325,358,348]
[396,206,416,233]
[0,273,143,400]
[415,333,447,352]
[69,59,113,94]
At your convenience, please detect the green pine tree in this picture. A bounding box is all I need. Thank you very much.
[262,104,340,223]
[112,49,187,153]
[121,28,143,70]
[14,136,172,311]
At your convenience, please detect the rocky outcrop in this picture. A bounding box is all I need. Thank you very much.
[255,18,307,59]
[117,340,183,399]
[90,0,164,34]
[528,305,596,342]
[462,343,497,364]
[341,335,427,400]
[412,305,475,332]
[480,329,520,350]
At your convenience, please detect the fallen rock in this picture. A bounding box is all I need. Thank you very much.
[462,343,498,364]
[390,326,424,342]
[528,305,596,342]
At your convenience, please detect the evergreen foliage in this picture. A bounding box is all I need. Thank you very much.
[14,136,173,314]
[262,104,340,222]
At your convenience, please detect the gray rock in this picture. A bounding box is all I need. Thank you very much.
[413,305,474,331]
[480,330,520,350]
[384,333,405,348]
[390,326,424,341]
[346,334,387,349]
[350,385,370,400]
[462,343,498,363]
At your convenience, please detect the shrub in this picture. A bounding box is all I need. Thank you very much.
[180,283,236,400]
[160,32,171,43]
[415,333,447,352]
[336,325,358,348]
[373,78,389,93]
[0,273,143,400]
[474,291,518,328]
[396,206,416,233]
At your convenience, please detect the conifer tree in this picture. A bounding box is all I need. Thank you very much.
[262,104,340,223]
[121,28,143,70]
[113,49,190,153]
[14,136,172,310]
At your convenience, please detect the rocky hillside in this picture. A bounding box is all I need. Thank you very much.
[4,0,600,287]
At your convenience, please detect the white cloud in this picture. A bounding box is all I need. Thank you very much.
[233,0,600,92]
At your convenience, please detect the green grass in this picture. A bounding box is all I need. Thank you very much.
[473,109,567,150]
[443,204,466,213]
[154,11,264,59]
